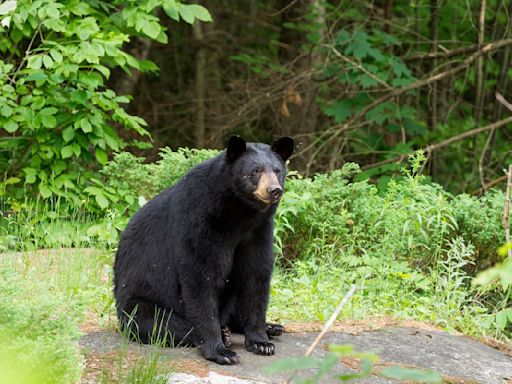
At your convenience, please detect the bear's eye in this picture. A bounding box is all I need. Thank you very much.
[251,168,263,176]
[274,169,281,175]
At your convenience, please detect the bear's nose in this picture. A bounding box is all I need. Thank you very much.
[268,187,282,200]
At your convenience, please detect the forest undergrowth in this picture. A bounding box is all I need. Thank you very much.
[0,148,510,383]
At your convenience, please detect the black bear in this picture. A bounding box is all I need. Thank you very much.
[113,136,294,365]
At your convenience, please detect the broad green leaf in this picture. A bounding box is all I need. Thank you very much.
[40,107,57,115]
[95,192,109,209]
[41,115,57,128]
[143,21,161,39]
[104,131,120,151]
[62,127,75,142]
[25,71,48,81]
[4,120,18,133]
[24,167,37,184]
[496,309,509,330]
[0,105,13,117]
[324,100,352,123]
[70,2,91,16]
[51,160,66,175]
[4,177,20,185]
[163,0,180,21]
[95,148,108,165]
[72,143,81,156]
[155,30,168,44]
[39,184,52,199]
[46,5,60,19]
[27,56,43,70]
[179,5,195,24]
[49,49,63,63]
[145,0,161,12]
[61,145,74,159]
[93,65,110,78]
[187,4,212,22]
[139,59,159,73]
[80,119,92,133]
[72,90,88,104]
[42,55,54,69]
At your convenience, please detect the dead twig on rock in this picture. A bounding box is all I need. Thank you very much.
[283,284,357,384]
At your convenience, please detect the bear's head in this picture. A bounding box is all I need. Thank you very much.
[226,136,294,211]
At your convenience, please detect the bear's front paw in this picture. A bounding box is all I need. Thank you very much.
[266,323,284,338]
[202,344,240,365]
[246,340,275,356]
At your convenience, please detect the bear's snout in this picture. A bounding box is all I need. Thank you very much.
[254,171,282,204]
[267,186,282,200]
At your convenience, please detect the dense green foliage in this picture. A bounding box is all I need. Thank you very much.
[2,1,512,205]
[96,148,509,333]
[4,148,509,336]
[109,0,511,193]
[0,0,211,206]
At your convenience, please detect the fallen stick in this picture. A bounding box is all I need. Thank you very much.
[283,284,357,384]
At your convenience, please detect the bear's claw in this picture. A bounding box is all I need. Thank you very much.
[204,345,240,365]
[266,323,284,338]
[221,325,231,347]
[246,341,275,356]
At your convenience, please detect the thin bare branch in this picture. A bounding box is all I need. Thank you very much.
[402,44,479,62]
[496,92,512,113]
[283,284,357,384]
[361,116,512,172]
[334,38,512,137]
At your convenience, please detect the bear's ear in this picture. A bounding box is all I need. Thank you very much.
[271,137,294,161]
[226,135,246,161]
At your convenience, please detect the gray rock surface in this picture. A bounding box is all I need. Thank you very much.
[79,327,512,384]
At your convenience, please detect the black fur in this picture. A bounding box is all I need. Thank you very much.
[113,137,293,365]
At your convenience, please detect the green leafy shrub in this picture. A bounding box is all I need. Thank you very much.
[100,147,219,212]
[0,0,212,207]
[451,190,506,268]
[98,148,505,274]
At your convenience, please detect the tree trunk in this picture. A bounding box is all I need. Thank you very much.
[429,0,438,131]
[474,0,486,122]
[278,0,325,174]
[193,21,206,148]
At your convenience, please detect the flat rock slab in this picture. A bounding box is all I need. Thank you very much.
[79,327,512,383]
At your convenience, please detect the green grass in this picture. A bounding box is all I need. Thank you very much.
[0,263,83,384]
[269,237,496,338]
[0,245,173,383]
[99,350,170,384]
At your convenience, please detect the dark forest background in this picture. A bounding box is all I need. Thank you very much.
[1,0,512,198]
[114,0,512,193]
